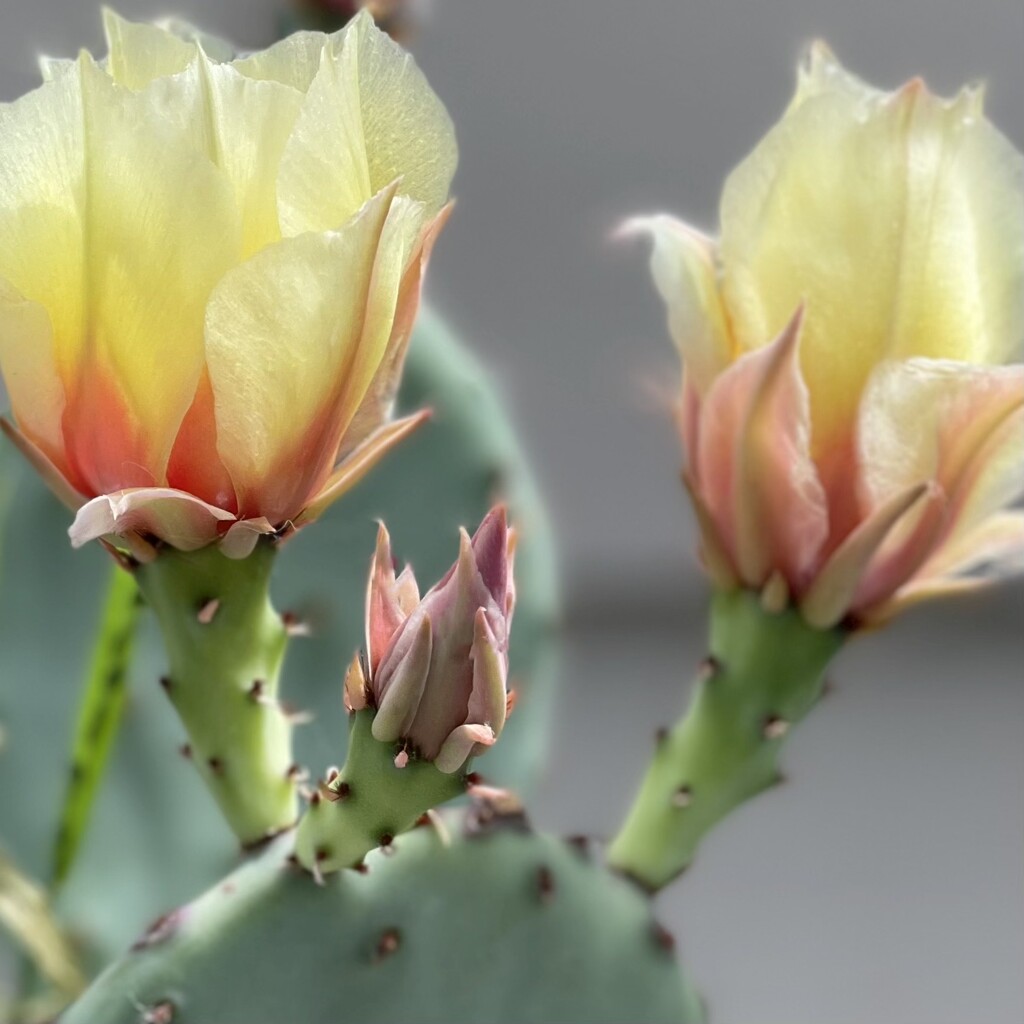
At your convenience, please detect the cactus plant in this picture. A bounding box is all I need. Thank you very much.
[0,308,559,979]
[61,807,704,1024]
[3,11,1021,1024]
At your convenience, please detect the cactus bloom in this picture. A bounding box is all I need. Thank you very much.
[626,45,1024,627]
[0,10,455,559]
[346,507,516,773]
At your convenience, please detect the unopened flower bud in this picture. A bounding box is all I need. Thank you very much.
[364,506,515,773]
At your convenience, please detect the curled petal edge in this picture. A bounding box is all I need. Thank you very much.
[69,487,237,557]
[1,418,83,511]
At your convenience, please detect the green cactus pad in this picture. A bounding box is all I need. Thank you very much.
[0,309,559,976]
[62,813,703,1024]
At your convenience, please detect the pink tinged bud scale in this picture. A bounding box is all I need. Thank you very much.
[363,506,514,773]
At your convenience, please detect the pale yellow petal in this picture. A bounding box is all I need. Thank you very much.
[231,31,330,92]
[339,12,456,216]
[917,511,1024,584]
[144,54,304,257]
[277,11,456,235]
[618,214,732,395]
[68,56,240,489]
[720,57,1024,456]
[950,405,1023,539]
[0,278,66,460]
[156,17,235,62]
[0,68,85,379]
[38,55,75,83]
[102,8,195,90]
[276,37,369,236]
[859,358,1023,510]
[205,186,423,522]
[790,40,873,110]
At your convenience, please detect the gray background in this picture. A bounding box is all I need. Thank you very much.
[2,1,1022,1021]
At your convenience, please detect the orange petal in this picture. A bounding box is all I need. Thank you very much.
[165,369,237,513]
[297,410,431,530]
[0,417,82,511]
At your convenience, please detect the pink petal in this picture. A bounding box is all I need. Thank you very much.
[850,485,948,614]
[365,521,417,676]
[469,505,510,607]
[696,307,828,588]
[800,482,931,629]
[69,487,236,552]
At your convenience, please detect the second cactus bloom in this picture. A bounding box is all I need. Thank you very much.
[625,44,1024,629]
[610,45,1023,890]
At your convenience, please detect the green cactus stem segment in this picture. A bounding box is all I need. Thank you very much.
[133,539,297,846]
[295,709,467,874]
[608,587,845,890]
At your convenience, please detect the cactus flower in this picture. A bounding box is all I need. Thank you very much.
[347,506,516,773]
[0,9,455,559]
[625,44,1024,627]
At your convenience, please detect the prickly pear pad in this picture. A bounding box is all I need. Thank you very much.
[63,813,703,1024]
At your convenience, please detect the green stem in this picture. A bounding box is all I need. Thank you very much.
[51,564,141,890]
[134,540,297,846]
[294,709,467,875]
[607,588,845,890]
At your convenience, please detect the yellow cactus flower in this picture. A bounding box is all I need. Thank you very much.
[626,44,1023,626]
[0,9,456,559]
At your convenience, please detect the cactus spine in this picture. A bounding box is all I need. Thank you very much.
[608,588,845,889]
[133,539,297,846]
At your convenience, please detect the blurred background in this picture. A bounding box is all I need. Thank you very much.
[1,1,1022,1021]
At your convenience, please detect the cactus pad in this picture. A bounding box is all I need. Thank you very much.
[63,811,703,1024]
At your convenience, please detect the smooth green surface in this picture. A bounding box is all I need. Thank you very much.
[134,542,296,846]
[63,823,702,1024]
[608,588,845,889]
[0,309,560,972]
[50,567,141,889]
[294,709,466,873]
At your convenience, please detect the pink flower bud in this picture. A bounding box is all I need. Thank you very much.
[364,507,516,772]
